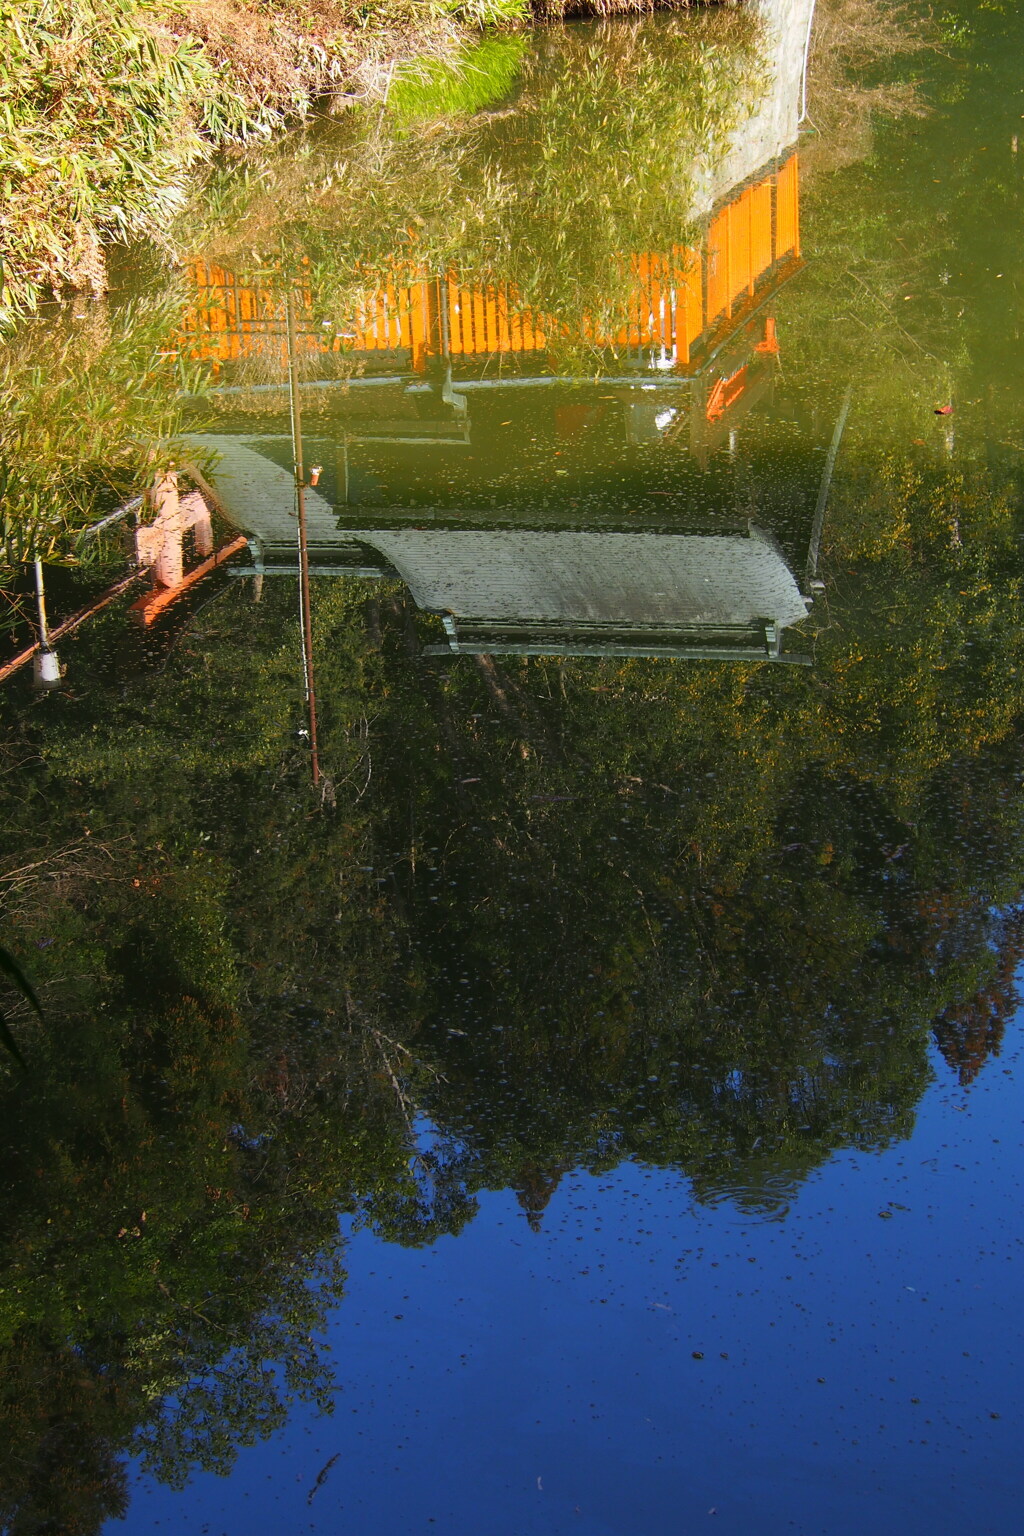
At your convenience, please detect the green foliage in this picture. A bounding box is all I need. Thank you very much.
[0,1,763,579]
[0,4,1021,1523]
[191,8,761,369]
[0,2,218,326]
[0,291,213,588]
[0,0,365,326]
[338,0,529,25]
[3,419,1024,1519]
[0,594,416,1522]
[0,0,729,326]
[354,577,1018,1212]
[0,941,39,1069]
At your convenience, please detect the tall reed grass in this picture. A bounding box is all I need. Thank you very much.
[188,9,761,377]
[0,293,211,571]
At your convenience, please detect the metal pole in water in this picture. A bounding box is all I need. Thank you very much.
[285,289,321,788]
[806,384,852,588]
[33,559,60,688]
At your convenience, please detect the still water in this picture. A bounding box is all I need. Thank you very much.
[1,2,1023,1532]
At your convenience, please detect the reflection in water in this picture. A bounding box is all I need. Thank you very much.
[183,155,800,380]
[184,149,810,661]
[333,525,812,661]
[2,2,1024,1532]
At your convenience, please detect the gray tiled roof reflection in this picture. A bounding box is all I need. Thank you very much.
[189,436,340,539]
[345,528,810,629]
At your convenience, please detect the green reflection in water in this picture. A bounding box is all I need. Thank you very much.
[2,1,1024,1531]
[186,10,764,368]
[386,33,531,127]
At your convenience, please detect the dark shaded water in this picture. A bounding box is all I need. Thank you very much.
[2,2,1024,1532]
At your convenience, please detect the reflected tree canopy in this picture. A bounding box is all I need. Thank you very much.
[4,440,1024,1522]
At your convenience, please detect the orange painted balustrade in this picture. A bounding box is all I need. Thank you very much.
[181,154,800,376]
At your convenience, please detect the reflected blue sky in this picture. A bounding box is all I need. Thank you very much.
[118,1029,1022,1536]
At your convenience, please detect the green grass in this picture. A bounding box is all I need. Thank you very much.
[0,2,254,328]
[387,33,530,123]
[189,7,760,372]
[0,292,212,572]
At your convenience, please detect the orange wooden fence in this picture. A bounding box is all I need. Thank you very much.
[181,154,801,375]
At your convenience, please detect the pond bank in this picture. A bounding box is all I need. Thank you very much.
[0,0,730,328]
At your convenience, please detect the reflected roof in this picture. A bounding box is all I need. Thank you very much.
[193,434,813,663]
[349,526,809,628]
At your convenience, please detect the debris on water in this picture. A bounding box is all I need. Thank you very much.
[935,405,954,415]
[307,1453,339,1505]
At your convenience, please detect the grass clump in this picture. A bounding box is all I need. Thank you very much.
[0,0,731,327]
[387,32,530,123]
[0,0,492,329]
[189,9,761,375]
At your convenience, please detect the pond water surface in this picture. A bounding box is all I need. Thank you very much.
[2,3,1024,1534]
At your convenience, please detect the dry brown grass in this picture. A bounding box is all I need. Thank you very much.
[801,0,936,179]
[535,0,714,15]
[165,0,735,127]
[162,0,460,123]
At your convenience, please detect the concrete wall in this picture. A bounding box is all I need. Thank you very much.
[688,0,815,217]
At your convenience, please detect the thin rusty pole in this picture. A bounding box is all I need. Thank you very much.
[285,288,321,787]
